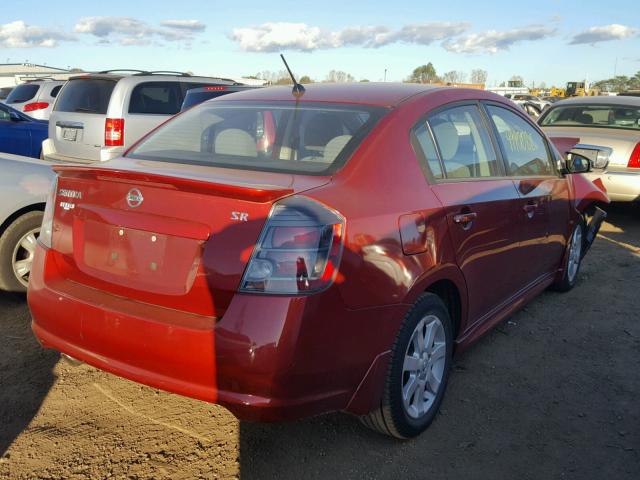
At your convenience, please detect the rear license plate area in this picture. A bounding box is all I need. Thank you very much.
[62,128,78,142]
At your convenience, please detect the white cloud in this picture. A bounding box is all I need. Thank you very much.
[442,25,556,54]
[569,24,637,45]
[74,16,205,46]
[0,20,75,48]
[230,22,470,52]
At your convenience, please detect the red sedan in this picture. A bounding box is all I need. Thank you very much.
[29,83,607,439]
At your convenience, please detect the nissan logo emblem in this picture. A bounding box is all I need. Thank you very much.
[126,188,144,208]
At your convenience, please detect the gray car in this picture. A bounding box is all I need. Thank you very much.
[539,96,640,202]
[0,153,55,291]
[43,71,240,164]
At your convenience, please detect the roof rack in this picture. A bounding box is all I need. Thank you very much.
[22,76,55,82]
[133,71,192,77]
[98,69,150,75]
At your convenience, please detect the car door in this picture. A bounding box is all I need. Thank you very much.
[484,103,570,283]
[0,105,31,156]
[414,103,523,325]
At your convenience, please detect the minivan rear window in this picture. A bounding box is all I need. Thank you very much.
[128,82,182,115]
[54,78,116,114]
[6,84,39,104]
[127,102,388,175]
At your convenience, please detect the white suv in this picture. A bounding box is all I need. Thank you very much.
[43,71,241,163]
[4,79,66,120]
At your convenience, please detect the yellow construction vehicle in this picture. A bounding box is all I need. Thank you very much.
[566,81,600,97]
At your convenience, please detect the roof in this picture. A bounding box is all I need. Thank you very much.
[219,82,444,107]
[553,95,640,107]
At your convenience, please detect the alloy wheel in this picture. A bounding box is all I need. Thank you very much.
[12,227,39,288]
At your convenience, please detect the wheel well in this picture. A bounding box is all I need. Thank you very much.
[426,279,462,339]
[0,204,46,238]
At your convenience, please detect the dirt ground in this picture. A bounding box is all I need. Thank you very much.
[1,205,638,480]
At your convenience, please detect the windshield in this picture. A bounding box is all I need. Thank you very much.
[540,104,640,130]
[127,101,388,175]
[6,83,39,104]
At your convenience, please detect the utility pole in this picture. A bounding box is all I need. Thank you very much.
[384,69,387,82]
[614,57,618,78]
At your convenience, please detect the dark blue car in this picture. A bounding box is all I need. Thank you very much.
[0,102,48,158]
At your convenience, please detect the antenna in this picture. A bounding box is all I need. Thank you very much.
[280,54,305,98]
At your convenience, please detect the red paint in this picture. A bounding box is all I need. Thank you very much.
[29,84,607,421]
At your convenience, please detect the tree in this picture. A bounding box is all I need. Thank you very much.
[442,70,467,84]
[299,75,313,84]
[325,70,355,83]
[470,69,488,85]
[407,63,439,84]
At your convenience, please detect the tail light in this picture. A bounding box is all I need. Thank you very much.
[240,196,345,294]
[23,102,49,112]
[628,142,640,168]
[105,118,124,146]
[39,177,58,249]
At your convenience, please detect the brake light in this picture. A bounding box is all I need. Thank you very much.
[628,142,640,168]
[23,102,49,112]
[105,118,124,146]
[205,86,227,91]
[240,196,345,294]
[39,177,58,249]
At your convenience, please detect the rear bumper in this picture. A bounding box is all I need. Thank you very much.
[28,244,404,421]
[42,139,123,164]
[586,169,640,202]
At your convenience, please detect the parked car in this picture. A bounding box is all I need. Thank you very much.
[29,84,608,439]
[511,94,551,111]
[539,96,640,202]
[0,86,14,103]
[180,85,259,111]
[0,153,55,291]
[514,100,542,118]
[541,96,563,104]
[42,71,242,164]
[0,102,48,158]
[4,79,65,120]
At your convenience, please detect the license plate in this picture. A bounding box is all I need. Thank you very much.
[62,128,78,141]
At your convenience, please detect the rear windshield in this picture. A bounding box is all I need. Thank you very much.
[540,104,640,131]
[6,84,39,104]
[127,102,388,175]
[181,90,233,111]
[54,78,116,114]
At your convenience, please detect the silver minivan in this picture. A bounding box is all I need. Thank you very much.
[43,71,240,163]
[5,80,66,120]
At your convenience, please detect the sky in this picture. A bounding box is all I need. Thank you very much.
[1,0,639,86]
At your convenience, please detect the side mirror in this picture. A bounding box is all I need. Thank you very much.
[565,153,591,174]
[9,111,23,122]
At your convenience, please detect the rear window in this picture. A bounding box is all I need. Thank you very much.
[540,104,640,131]
[127,102,388,175]
[181,89,236,111]
[54,78,116,114]
[6,84,39,104]
[128,81,182,115]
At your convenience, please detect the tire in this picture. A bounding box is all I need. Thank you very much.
[0,211,43,292]
[360,293,454,439]
[552,218,586,292]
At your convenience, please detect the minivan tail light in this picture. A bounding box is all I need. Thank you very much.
[105,118,124,146]
[23,102,49,112]
[240,196,345,294]
[628,142,640,168]
[39,177,58,249]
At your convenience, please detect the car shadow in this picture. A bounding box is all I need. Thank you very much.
[0,291,58,457]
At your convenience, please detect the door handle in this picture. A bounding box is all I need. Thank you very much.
[523,202,538,219]
[453,212,477,230]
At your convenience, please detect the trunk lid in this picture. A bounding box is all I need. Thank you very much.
[49,77,119,161]
[50,158,329,317]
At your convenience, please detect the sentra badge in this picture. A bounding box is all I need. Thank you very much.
[58,189,82,199]
[126,188,144,208]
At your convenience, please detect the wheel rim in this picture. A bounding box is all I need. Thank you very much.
[567,224,582,283]
[12,227,39,288]
[401,314,446,419]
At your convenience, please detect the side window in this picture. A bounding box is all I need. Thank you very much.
[50,85,62,98]
[486,105,554,176]
[0,107,10,121]
[413,122,443,180]
[128,82,182,115]
[427,105,500,179]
